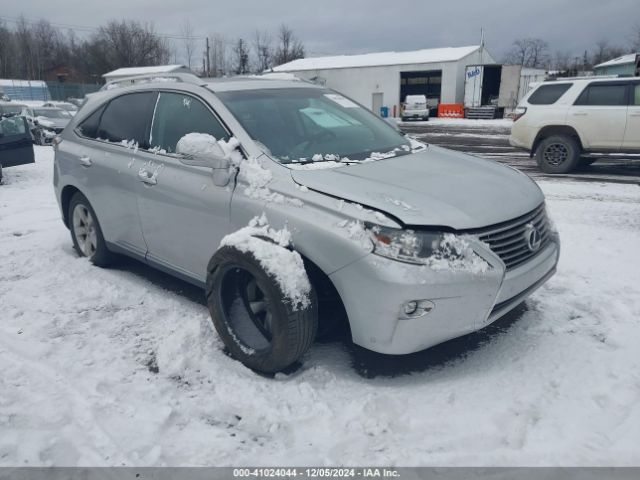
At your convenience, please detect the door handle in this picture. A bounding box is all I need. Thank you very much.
[630,112,640,117]
[79,156,92,167]
[573,112,588,116]
[138,169,157,185]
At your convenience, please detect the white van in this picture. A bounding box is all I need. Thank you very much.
[402,95,429,121]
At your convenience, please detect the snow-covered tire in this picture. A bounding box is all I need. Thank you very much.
[206,246,317,373]
[68,192,114,267]
[536,135,580,174]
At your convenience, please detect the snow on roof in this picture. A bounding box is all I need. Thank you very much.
[594,53,637,69]
[273,46,481,72]
[102,64,190,79]
[0,78,48,87]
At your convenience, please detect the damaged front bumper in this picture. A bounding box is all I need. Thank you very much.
[329,234,560,355]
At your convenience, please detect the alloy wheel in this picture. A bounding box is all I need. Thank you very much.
[222,267,274,351]
[543,143,569,166]
[72,204,97,257]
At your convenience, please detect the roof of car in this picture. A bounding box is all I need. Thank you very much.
[32,106,65,112]
[544,75,635,84]
[203,76,321,92]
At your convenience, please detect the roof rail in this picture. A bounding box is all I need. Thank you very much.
[545,74,626,81]
[100,72,205,91]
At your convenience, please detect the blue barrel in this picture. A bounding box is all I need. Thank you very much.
[380,106,389,118]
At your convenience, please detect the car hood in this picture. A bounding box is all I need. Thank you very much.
[37,116,69,128]
[289,146,544,230]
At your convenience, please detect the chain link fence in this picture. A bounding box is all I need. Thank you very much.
[1,79,101,102]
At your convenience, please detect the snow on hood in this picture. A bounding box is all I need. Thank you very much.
[290,147,544,230]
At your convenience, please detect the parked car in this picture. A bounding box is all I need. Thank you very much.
[66,98,85,108]
[401,94,429,121]
[510,76,640,173]
[0,101,27,117]
[21,106,71,145]
[54,74,559,373]
[0,115,35,183]
[43,101,79,116]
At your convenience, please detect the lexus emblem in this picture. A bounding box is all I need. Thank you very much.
[524,224,542,252]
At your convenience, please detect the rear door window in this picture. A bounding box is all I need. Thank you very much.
[527,84,572,104]
[149,92,229,154]
[96,92,157,147]
[574,83,628,106]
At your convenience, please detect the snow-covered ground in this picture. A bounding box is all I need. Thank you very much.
[400,118,514,128]
[1,147,639,466]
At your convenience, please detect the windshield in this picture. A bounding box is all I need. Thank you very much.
[35,109,70,119]
[217,88,410,163]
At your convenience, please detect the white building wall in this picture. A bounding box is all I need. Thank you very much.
[286,48,496,117]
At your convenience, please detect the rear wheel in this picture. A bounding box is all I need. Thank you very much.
[536,135,580,174]
[206,246,317,373]
[68,192,114,267]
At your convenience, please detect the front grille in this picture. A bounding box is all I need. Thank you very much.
[472,204,551,270]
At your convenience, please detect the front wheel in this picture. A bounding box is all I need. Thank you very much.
[535,135,580,174]
[206,246,317,373]
[68,192,114,267]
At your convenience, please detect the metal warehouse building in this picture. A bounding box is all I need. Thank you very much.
[273,45,496,116]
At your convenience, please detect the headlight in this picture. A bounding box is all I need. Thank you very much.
[368,225,490,273]
[368,225,445,264]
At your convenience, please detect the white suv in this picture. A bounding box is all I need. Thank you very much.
[510,77,640,173]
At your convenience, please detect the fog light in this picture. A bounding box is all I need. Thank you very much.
[399,300,435,319]
[403,301,418,315]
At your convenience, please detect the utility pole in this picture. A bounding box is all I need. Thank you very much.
[205,37,211,77]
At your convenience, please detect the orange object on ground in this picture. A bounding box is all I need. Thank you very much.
[438,104,465,118]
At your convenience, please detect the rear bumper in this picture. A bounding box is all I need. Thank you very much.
[402,109,429,119]
[329,234,559,355]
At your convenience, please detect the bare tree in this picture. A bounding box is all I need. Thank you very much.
[233,38,250,75]
[0,20,15,78]
[209,33,229,77]
[89,20,169,73]
[253,30,272,72]
[180,20,196,69]
[631,24,640,52]
[552,50,572,72]
[503,38,550,68]
[592,40,611,65]
[273,24,305,66]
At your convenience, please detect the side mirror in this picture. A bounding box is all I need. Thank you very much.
[176,133,238,186]
[176,133,231,170]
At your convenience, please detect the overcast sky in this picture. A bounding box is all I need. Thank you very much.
[2,0,638,62]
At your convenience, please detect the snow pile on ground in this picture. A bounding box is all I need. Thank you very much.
[220,214,311,310]
[1,149,639,467]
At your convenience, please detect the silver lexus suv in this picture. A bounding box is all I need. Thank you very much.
[53,74,559,373]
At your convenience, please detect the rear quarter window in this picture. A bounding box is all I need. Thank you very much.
[527,84,573,105]
[574,83,628,106]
